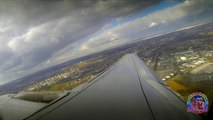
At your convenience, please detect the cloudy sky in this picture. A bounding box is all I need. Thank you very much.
[0,0,213,84]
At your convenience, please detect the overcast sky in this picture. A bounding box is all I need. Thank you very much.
[0,0,213,84]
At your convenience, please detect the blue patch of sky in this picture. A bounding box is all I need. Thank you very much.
[110,0,181,28]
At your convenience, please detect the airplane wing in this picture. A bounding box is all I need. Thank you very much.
[25,53,200,120]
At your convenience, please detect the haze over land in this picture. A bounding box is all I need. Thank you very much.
[0,0,213,83]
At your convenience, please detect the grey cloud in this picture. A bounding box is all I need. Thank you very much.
[0,0,160,81]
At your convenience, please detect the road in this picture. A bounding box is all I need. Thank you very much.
[25,53,200,120]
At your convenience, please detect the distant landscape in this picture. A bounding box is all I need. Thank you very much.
[0,22,212,106]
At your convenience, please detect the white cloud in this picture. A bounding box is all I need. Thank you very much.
[149,22,157,27]
[80,44,90,51]
[7,21,61,54]
[0,80,5,85]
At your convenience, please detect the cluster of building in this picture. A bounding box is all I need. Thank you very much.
[23,56,119,92]
[24,71,78,91]
[173,50,205,72]
[157,50,213,81]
